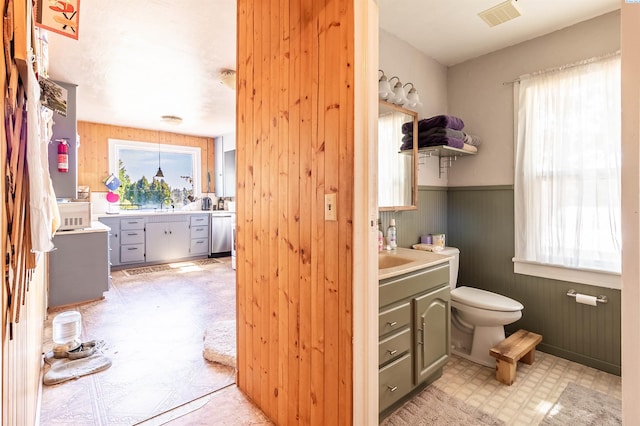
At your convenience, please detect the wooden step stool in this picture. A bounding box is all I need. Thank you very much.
[489,329,542,386]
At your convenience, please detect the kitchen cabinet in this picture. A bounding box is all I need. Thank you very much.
[119,217,146,264]
[214,134,236,198]
[378,262,450,418]
[48,224,110,307]
[189,214,210,255]
[99,217,121,267]
[146,215,190,263]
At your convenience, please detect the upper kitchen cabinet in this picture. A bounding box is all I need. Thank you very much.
[215,133,236,198]
[47,81,78,199]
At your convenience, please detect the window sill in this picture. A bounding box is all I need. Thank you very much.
[512,259,621,290]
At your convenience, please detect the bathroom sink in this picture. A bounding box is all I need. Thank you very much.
[378,253,414,269]
[378,247,450,280]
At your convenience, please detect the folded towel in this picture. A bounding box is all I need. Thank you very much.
[463,132,482,146]
[462,143,477,153]
[402,115,465,134]
[402,127,465,143]
[412,243,444,253]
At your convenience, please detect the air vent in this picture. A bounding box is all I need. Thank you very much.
[478,0,521,27]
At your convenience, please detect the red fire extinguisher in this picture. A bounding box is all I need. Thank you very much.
[57,139,69,173]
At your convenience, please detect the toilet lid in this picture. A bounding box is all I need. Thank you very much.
[451,286,523,312]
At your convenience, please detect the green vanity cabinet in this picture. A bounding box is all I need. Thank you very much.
[379,261,450,418]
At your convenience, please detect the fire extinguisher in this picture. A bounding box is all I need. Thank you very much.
[57,139,69,173]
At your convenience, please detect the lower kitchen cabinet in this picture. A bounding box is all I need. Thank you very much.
[146,216,190,263]
[378,262,450,419]
[48,225,110,308]
[99,217,121,267]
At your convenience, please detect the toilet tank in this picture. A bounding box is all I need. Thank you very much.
[438,247,460,289]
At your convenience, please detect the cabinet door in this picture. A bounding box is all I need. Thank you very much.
[214,137,224,197]
[146,221,190,262]
[414,285,450,385]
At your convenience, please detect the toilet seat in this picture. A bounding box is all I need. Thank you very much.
[451,286,523,312]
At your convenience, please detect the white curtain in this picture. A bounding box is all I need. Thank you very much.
[514,54,621,274]
[378,111,411,207]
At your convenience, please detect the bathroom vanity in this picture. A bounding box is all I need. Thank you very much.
[378,248,451,419]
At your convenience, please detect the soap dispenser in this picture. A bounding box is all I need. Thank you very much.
[387,219,397,250]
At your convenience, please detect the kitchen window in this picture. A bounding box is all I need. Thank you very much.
[108,139,201,210]
[513,53,621,289]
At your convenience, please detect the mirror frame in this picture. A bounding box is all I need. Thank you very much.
[378,100,418,211]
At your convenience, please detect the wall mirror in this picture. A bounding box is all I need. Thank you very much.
[378,100,418,211]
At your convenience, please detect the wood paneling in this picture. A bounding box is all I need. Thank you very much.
[447,187,621,374]
[236,0,354,424]
[76,121,215,193]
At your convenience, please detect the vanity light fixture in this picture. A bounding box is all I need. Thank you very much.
[387,76,408,105]
[403,82,423,108]
[378,69,392,100]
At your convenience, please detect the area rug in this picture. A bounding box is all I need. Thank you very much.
[203,320,236,369]
[540,382,621,425]
[123,257,221,275]
[381,385,504,425]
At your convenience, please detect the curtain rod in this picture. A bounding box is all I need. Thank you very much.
[502,50,620,86]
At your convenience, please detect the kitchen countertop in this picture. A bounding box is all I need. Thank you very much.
[94,210,235,220]
[55,221,110,235]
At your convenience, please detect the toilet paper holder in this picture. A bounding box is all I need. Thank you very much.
[566,289,608,304]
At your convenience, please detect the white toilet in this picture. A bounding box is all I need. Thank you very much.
[439,247,524,367]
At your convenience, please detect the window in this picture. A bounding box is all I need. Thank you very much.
[513,54,621,289]
[108,139,201,210]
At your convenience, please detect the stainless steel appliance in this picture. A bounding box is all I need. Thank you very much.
[201,197,212,210]
[210,213,233,255]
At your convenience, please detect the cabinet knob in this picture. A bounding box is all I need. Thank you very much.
[387,385,398,392]
[387,321,397,327]
[387,349,398,356]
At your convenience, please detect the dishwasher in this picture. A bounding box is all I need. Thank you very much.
[210,213,233,256]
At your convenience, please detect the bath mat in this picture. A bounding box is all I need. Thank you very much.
[381,385,504,425]
[203,320,236,368]
[541,382,621,425]
[43,353,112,385]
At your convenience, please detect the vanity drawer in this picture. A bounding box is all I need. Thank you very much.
[379,327,411,367]
[379,353,412,413]
[190,226,209,239]
[121,230,145,245]
[121,218,145,230]
[379,302,410,337]
[120,244,145,263]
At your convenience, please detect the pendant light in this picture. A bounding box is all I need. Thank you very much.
[155,140,164,178]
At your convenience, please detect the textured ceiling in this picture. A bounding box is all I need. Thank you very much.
[44,0,620,138]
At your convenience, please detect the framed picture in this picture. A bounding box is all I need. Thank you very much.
[35,0,80,40]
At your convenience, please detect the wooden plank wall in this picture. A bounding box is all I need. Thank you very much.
[236,0,354,424]
[76,121,215,193]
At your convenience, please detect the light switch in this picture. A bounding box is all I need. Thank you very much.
[325,193,337,221]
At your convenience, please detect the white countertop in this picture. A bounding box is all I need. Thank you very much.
[94,210,235,220]
[55,221,110,235]
[378,247,451,280]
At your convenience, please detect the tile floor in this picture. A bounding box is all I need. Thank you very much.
[40,257,622,425]
[39,257,241,425]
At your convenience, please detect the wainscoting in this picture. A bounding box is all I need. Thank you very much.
[447,186,621,375]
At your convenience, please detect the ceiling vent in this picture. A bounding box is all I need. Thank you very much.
[478,0,521,27]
